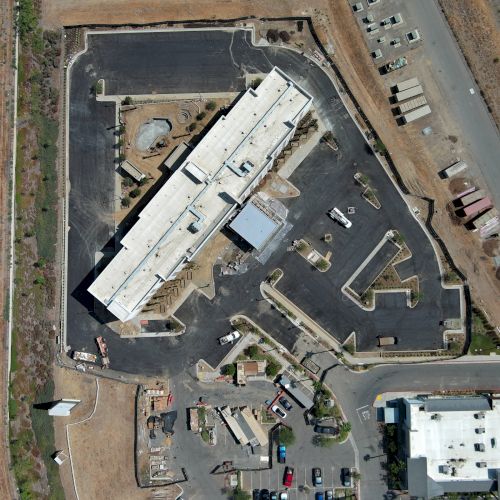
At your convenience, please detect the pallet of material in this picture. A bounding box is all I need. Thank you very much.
[398,95,427,114]
[442,160,468,178]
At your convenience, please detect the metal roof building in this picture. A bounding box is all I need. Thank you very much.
[88,67,313,322]
[403,396,500,499]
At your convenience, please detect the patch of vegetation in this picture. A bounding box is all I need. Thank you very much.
[295,240,307,253]
[233,487,251,500]
[95,79,103,95]
[122,176,133,188]
[205,100,216,111]
[196,111,206,121]
[312,434,334,448]
[250,77,263,89]
[469,307,500,355]
[121,196,131,208]
[188,122,197,132]
[279,427,295,446]
[122,96,133,105]
[384,424,405,489]
[129,188,141,198]
[312,383,338,419]
[334,422,352,442]
[374,138,387,154]
[315,258,329,271]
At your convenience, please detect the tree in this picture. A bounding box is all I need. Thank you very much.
[233,488,251,500]
[251,77,263,90]
[266,29,279,43]
[34,276,45,286]
[129,188,141,199]
[279,427,295,446]
[122,96,133,105]
[279,31,291,43]
[222,364,236,376]
[121,197,131,208]
[196,111,206,121]
[246,345,259,358]
[188,122,197,132]
[205,100,216,111]
[34,258,46,269]
[122,177,133,188]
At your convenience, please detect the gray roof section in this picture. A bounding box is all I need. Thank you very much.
[229,202,279,250]
[278,375,314,409]
[424,396,492,413]
[407,457,431,499]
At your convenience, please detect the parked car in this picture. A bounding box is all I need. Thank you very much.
[218,330,241,345]
[261,489,270,500]
[283,466,294,487]
[253,489,260,500]
[326,490,334,500]
[278,444,286,463]
[314,425,337,435]
[279,492,288,500]
[315,493,324,500]
[270,492,278,500]
[341,468,352,487]
[313,467,323,486]
[272,405,287,419]
[279,397,293,411]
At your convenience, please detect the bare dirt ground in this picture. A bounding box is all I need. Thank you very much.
[0,1,16,497]
[53,367,180,500]
[39,0,500,326]
[439,0,500,126]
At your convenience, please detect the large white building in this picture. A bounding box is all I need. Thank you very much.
[404,396,500,499]
[88,67,313,322]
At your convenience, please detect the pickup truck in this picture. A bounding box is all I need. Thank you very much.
[218,331,241,345]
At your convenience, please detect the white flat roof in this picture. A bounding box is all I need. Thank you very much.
[406,398,500,482]
[88,67,312,321]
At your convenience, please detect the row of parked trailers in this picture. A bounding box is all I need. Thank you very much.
[393,77,431,124]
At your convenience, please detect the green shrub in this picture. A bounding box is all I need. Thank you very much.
[279,427,295,446]
[129,188,141,198]
[222,364,236,376]
[196,112,206,121]
[121,197,131,208]
[205,101,217,111]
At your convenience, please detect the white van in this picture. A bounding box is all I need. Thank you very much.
[328,207,352,228]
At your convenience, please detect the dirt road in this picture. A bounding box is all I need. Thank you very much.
[0,0,16,498]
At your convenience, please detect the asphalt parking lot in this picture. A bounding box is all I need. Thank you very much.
[66,29,461,375]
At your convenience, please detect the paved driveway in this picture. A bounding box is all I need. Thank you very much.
[67,29,460,375]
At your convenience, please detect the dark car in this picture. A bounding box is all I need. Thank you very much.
[341,467,352,487]
[314,424,338,435]
[279,397,293,411]
[278,444,286,463]
[313,467,323,486]
[315,492,324,500]
[270,492,278,500]
[253,489,260,500]
[261,489,270,500]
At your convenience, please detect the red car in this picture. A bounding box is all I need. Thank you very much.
[283,466,294,487]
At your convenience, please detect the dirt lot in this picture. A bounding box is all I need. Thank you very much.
[53,367,180,500]
[39,1,500,327]
[439,0,500,126]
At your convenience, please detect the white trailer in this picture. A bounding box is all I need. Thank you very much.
[442,160,468,178]
[395,85,424,102]
[402,105,431,124]
[395,77,420,93]
[398,95,427,114]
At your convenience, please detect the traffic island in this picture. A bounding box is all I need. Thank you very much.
[294,239,331,272]
[354,172,381,209]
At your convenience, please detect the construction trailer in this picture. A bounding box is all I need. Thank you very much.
[395,77,419,93]
[402,105,431,124]
[442,160,468,178]
[458,190,486,207]
[121,160,146,183]
[398,95,427,114]
[395,85,424,102]
[471,208,498,232]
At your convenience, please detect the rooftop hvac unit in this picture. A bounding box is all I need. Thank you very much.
[476,427,486,434]
[476,461,487,468]
[475,443,486,452]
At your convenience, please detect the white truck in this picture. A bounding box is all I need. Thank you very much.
[395,77,419,93]
[394,85,423,102]
[328,207,352,228]
[398,95,427,114]
[218,331,241,345]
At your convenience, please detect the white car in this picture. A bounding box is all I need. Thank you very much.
[328,207,352,228]
[272,405,287,419]
[218,331,241,345]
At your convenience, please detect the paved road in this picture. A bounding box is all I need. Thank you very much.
[406,0,500,205]
[67,29,460,373]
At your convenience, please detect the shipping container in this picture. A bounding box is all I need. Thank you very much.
[402,105,431,123]
[463,197,492,217]
[395,77,419,92]
[443,160,468,178]
[395,85,424,102]
[398,95,427,114]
